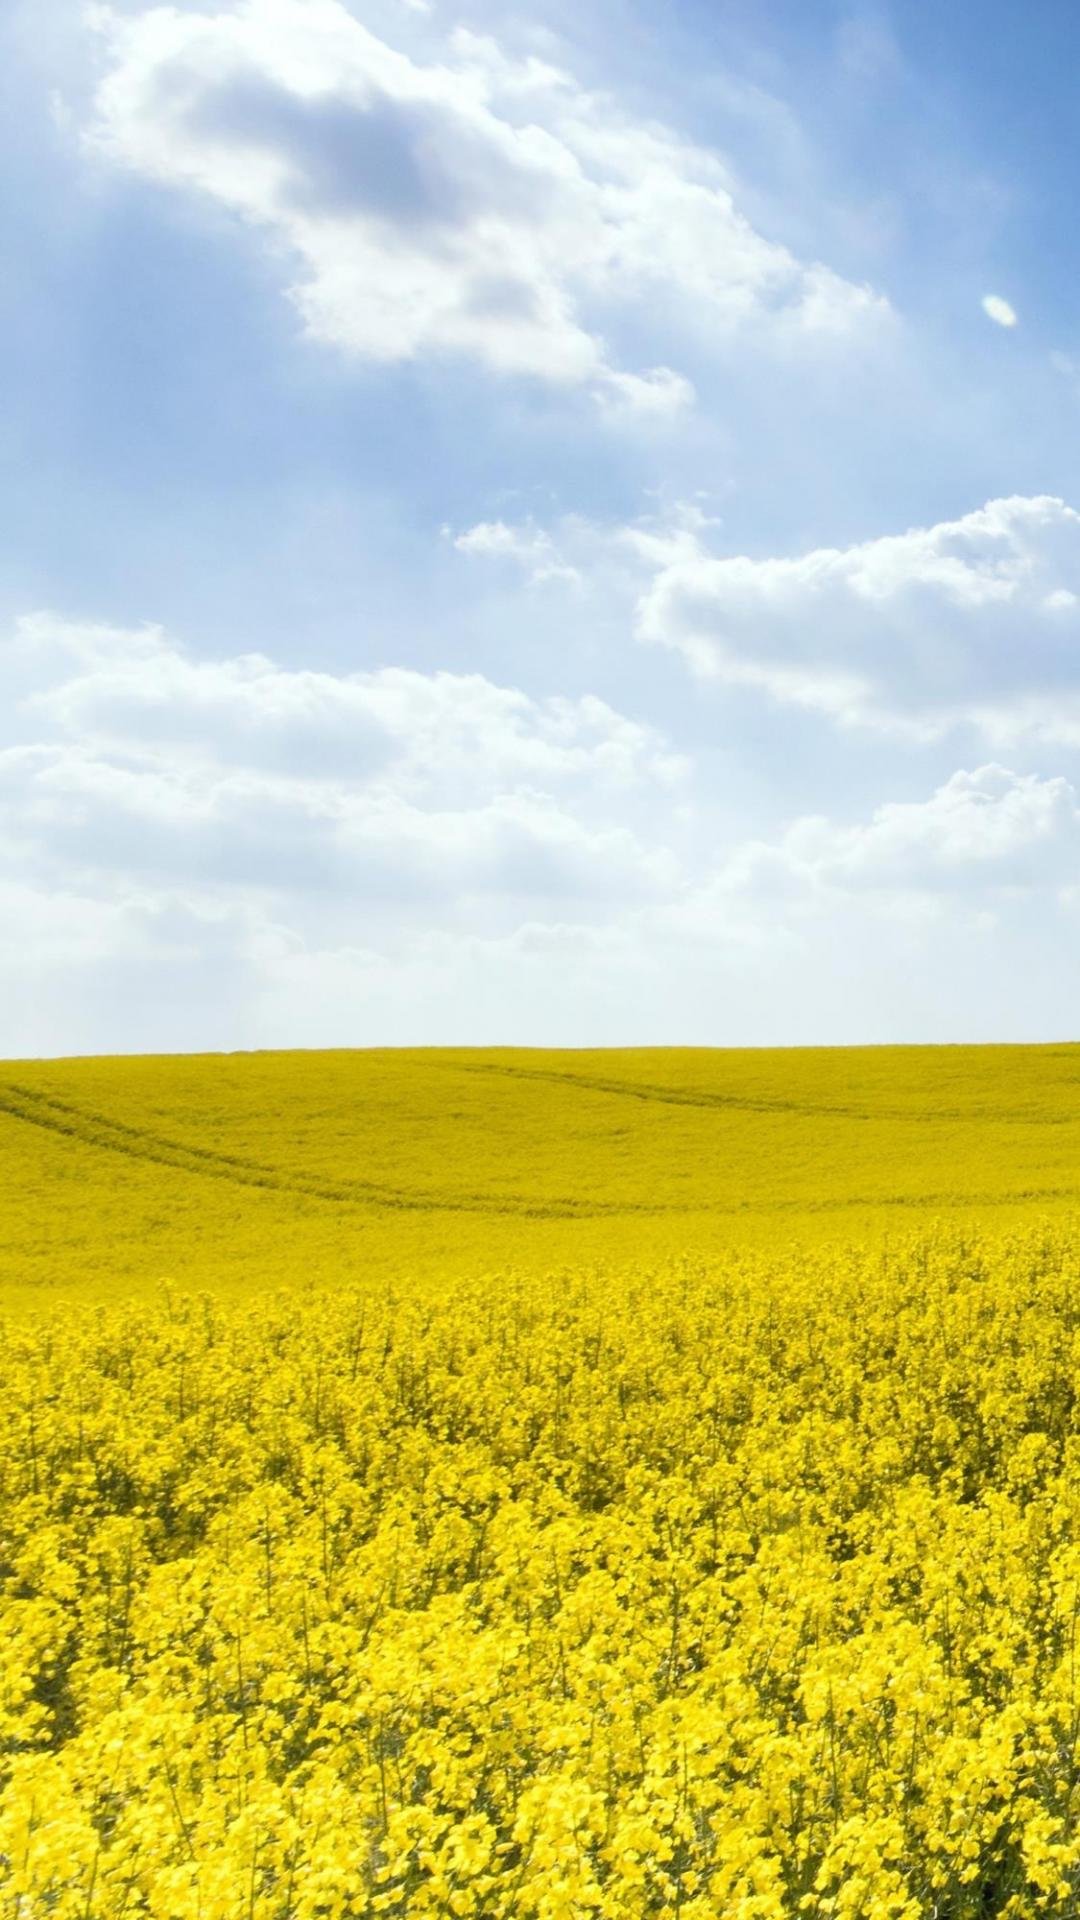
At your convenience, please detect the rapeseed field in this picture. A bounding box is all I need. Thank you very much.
[7,1047,1080,1916]
[8,1044,1080,1297]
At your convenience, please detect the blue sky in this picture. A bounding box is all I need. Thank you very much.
[5,0,1080,1051]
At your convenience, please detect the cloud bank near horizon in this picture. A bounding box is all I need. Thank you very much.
[4,607,1080,1051]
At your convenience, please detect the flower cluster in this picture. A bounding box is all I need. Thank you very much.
[5,1231,1080,1916]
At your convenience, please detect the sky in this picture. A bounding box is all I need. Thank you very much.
[5,0,1080,1053]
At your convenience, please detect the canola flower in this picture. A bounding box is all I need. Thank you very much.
[6,1231,1080,1917]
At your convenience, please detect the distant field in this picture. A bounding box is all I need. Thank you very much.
[4,1043,1080,1296]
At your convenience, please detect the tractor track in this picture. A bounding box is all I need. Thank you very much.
[0,1080,674,1220]
[3,1079,1080,1223]
[454,1059,1080,1126]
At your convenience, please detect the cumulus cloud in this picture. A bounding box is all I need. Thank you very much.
[724,766,1080,900]
[632,494,1080,739]
[982,293,1018,329]
[450,492,1080,739]
[0,612,683,940]
[86,0,889,403]
[11,612,680,788]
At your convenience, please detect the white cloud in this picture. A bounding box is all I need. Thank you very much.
[86,0,889,402]
[594,366,696,418]
[452,519,581,585]
[982,293,1018,329]
[11,611,681,788]
[5,611,1080,1049]
[450,492,1080,739]
[632,493,1080,739]
[594,762,1080,1042]
[0,743,673,904]
[248,767,1080,1047]
[0,612,683,935]
[731,766,1080,897]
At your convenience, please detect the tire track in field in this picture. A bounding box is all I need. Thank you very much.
[4,1079,1080,1224]
[455,1060,875,1118]
[0,1080,662,1220]
[453,1060,1080,1127]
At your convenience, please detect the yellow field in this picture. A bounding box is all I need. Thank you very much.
[6,1046,1080,1917]
[7,1043,1080,1297]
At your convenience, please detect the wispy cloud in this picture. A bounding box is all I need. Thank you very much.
[452,520,582,585]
